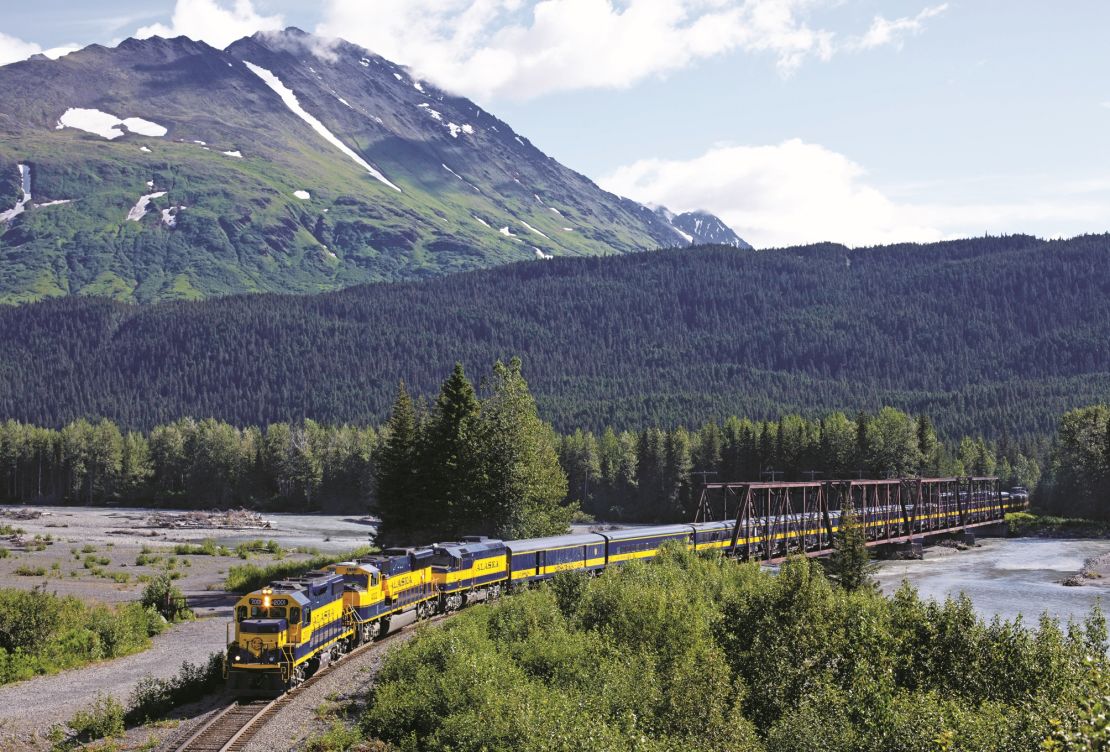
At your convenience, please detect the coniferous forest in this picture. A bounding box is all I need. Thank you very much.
[0,235,1107,442]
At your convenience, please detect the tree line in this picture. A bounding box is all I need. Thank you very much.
[1040,404,1110,519]
[0,235,1107,443]
[0,388,1041,528]
[557,407,1041,522]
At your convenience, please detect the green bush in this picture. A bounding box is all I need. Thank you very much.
[127,653,224,724]
[13,564,46,576]
[69,694,125,742]
[354,548,1106,752]
[174,538,229,556]
[140,572,192,621]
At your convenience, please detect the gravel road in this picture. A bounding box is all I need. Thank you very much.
[0,617,230,750]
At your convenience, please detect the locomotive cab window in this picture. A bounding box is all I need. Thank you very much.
[289,607,301,625]
[237,606,247,622]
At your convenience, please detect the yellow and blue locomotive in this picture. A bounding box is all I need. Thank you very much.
[227,569,352,692]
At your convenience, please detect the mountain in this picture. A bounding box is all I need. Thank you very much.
[0,234,1106,441]
[653,207,751,248]
[0,28,746,303]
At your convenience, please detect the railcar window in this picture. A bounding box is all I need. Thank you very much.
[237,606,247,622]
[290,607,301,624]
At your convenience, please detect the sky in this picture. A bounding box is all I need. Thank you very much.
[2,0,1109,248]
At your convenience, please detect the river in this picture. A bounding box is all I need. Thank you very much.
[874,537,1110,625]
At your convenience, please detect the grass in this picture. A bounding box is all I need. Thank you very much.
[174,539,231,556]
[1007,511,1110,538]
[14,564,46,576]
[234,539,285,559]
[226,545,376,593]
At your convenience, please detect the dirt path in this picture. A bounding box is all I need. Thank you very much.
[0,617,230,750]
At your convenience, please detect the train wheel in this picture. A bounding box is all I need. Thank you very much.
[376,617,391,638]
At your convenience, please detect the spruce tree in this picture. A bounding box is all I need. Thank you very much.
[473,357,571,539]
[421,363,481,537]
[826,500,878,591]
[374,381,423,545]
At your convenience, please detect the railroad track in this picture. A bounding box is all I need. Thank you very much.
[174,615,444,751]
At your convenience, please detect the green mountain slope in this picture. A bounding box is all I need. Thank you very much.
[0,29,744,304]
[0,235,1106,440]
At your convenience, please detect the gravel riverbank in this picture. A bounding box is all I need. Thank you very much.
[0,617,229,750]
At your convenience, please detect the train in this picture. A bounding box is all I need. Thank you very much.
[226,489,1027,692]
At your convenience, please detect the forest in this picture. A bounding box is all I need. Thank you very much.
[1041,404,1110,519]
[0,359,1043,522]
[0,235,1107,441]
[323,547,1110,751]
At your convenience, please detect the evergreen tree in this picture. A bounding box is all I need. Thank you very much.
[422,363,482,536]
[374,382,424,544]
[916,415,940,476]
[473,358,571,539]
[826,500,878,591]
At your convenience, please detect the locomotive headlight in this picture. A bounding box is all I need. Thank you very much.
[263,595,271,608]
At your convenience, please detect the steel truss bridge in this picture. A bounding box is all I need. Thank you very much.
[693,477,1022,563]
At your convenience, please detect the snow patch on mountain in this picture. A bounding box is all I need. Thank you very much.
[57,108,167,140]
[521,221,549,240]
[293,190,311,200]
[244,61,401,192]
[534,247,553,260]
[0,164,32,224]
[126,191,166,222]
[442,164,481,193]
[222,150,243,158]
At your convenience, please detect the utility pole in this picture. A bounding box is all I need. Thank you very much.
[761,468,784,482]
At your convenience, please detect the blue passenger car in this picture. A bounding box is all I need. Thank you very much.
[504,533,606,584]
[601,524,695,563]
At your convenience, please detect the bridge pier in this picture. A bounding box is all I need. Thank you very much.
[875,538,924,560]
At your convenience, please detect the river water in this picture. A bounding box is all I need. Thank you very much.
[874,537,1110,625]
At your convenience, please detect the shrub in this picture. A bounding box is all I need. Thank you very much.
[69,694,125,742]
[141,572,192,621]
[174,539,228,556]
[127,653,224,724]
[0,547,9,558]
[14,564,46,576]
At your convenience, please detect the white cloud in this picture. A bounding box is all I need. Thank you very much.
[316,0,941,102]
[0,32,79,67]
[598,140,1110,248]
[135,0,284,49]
[851,3,947,51]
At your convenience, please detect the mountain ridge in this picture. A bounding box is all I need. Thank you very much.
[0,28,746,303]
[0,234,1105,441]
